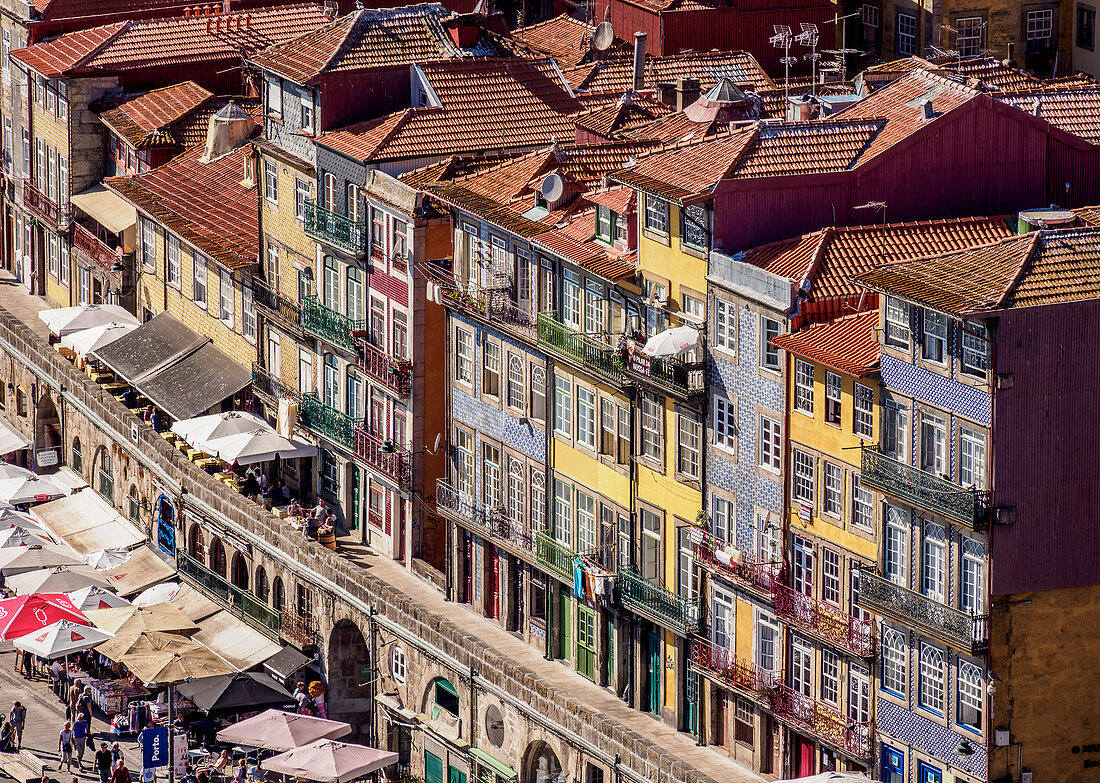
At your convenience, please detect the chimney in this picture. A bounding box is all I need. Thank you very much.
[205,17,211,32]
[919,98,934,120]
[202,101,254,162]
[184,6,192,16]
[223,0,230,13]
[632,32,646,91]
[1032,96,1042,116]
[786,95,819,122]
[244,13,251,28]
[656,81,676,106]
[675,77,700,111]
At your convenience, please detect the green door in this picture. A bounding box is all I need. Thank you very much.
[606,617,616,686]
[447,766,467,783]
[558,590,571,660]
[425,752,444,783]
[576,604,596,681]
[350,466,360,530]
[647,631,661,714]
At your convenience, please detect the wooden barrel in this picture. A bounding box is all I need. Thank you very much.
[318,526,336,550]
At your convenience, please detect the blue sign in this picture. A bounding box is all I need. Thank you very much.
[140,726,170,768]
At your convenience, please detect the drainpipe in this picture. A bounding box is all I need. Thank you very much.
[369,606,379,748]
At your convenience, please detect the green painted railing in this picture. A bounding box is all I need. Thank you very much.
[300,393,355,448]
[303,198,365,254]
[178,551,281,637]
[301,295,365,352]
[536,530,575,582]
[536,313,621,384]
[860,446,990,528]
[617,567,701,636]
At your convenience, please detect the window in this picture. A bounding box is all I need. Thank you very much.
[821,649,840,704]
[433,679,460,717]
[264,161,278,203]
[595,205,612,241]
[921,310,947,363]
[961,538,986,614]
[482,338,500,398]
[1026,8,1055,49]
[712,495,733,544]
[584,281,605,335]
[1078,4,1095,50]
[617,405,630,464]
[576,387,596,449]
[392,311,408,360]
[242,285,255,341]
[640,508,661,581]
[346,183,360,223]
[881,627,907,694]
[896,11,917,55]
[792,536,814,596]
[961,321,989,378]
[192,253,206,305]
[562,271,581,329]
[959,428,986,489]
[295,178,309,220]
[853,384,874,438]
[714,298,736,352]
[576,489,596,554]
[884,401,908,460]
[756,613,779,672]
[885,506,908,585]
[681,203,709,248]
[506,355,524,410]
[265,76,283,117]
[553,374,571,436]
[822,548,841,604]
[530,469,546,534]
[323,173,337,212]
[883,298,912,350]
[390,646,407,685]
[825,371,842,425]
[823,463,843,518]
[166,234,180,286]
[958,660,983,730]
[640,391,662,460]
[733,698,754,748]
[97,450,114,502]
[793,449,815,503]
[71,438,82,473]
[682,293,705,323]
[552,479,572,546]
[919,644,944,713]
[455,328,473,383]
[759,415,782,472]
[300,94,314,132]
[956,16,986,55]
[455,430,474,497]
[922,522,946,602]
[790,637,812,696]
[852,474,873,529]
[761,317,782,370]
[219,269,233,326]
[849,665,870,731]
[920,414,947,475]
[644,194,668,233]
[794,359,814,415]
[850,569,872,624]
[677,414,701,479]
[599,398,616,457]
[483,443,501,509]
[713,395,737,452]
[530,365,547,421]
[1,30,8,76]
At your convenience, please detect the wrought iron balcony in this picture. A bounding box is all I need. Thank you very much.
[252,279,301,329]
[301,295,365,352]
[856,569,989,654]
[617,567,701,636]
[299,393,356,449]
[432,274,538,343]
[536,530,576,582]
[689,638,779,700]
[281,609,317,648]
[861,445,990,528]
[766,683,872,760]
[356,338,411,397]
[623,341,705,400]
[773,584,874,657]
[72,222,122,279]
[353,426,411,488]
[251,364,301,406]
[178,551,281,637]
[693,530,779,600]
[490,514,535,553]
[23,181,66,228]
[435,478,490,533]
[537,313,622,385]
[303,198,365,254]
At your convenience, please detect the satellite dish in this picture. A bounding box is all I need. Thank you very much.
[433,432,443,453]
[592,21,614,51]
[541,173,565,203]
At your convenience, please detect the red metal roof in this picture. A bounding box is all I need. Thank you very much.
[771,310,880,377]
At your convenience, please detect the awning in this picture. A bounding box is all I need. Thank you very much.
[0,417,30,456]
[30,488,145,555]
[70,184,137,236]
[101,544,176,597]
[168,583,222,622]
[51,467,89,495]
[91,313,251,421]
[469,749,517,780]
[193,610,282,670]
[263,645,311,682]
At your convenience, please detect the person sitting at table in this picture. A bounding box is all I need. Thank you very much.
[143,405,154,423]
[122,388,137,407]
[150,409,163,431]
[261,480,280,509]
[240,470,260,499]
[205,750,230,781]
[280,481,292,502]
[286,498,300,519]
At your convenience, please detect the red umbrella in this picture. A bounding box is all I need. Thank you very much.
[0,593,90,640]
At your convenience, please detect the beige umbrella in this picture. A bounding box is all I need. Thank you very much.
[120,648,235,684]
[217,709,352,752]
[263,740,398,783]
[97,631,203,662]
[84,602,200,637]
[0,544,84,576]
[8,565,113,595]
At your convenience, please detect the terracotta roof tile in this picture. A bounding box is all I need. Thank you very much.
[586,185,634,214]
[564,50,774,94]
[97,81,212,146]
[574,93,674,137]
[731,118,883,178]
[772,310,879,377]
[858,56,1045,93]
[610,129,755,201]
[997,86,1100,144]
[14,5,328,77]
[515,13,625,68]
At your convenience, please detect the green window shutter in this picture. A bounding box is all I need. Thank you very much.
[425,752,444,783]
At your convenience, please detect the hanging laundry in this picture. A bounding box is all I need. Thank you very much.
[573,558,584,599]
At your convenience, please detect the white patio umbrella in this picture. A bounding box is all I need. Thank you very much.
[263,740,398,782]
[12,618,114,660]
[68,584,131,612]
[59,322,138,359]
[38,304,140,337]
[0,525,53,547]
[0,473,67,504]
[216,710,351,752]
[640,325,699,358]
[204,428,318,466]
[171,411,270,450]
[0,463,35,481]
[9,564,113,594]
[0,508,48,535]
[84,547,132,570]
[133,581,180,607]
[0,544,84,575]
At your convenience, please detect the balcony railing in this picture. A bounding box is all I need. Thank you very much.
[356,338,411,397]
[617,567,701,636]
[301,295,365,352]
[773,584,874,657]
[623,343,706,399]
[536,530,576,582]
[689,638,779,699]
[537,313,622,385]
[252,279,301,327]
[72,222,121,278]
[767,683,872,760]
[303,198,365,254]
[435,276,538,342]
[693,530,779,599]
[300,393,356,449]
[435,478,490,533]
[178,551,281,637]
[281,609,317,648]
[861,446,990,528]
[490,514,535,553]
[251,364,301,405]
[856,569,989,653]
[353,427,411,488]
[23,181,65,227]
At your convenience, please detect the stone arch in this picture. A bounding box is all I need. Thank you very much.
[209,537,227,578]
[273,576,285,611]
[522,741,563,783]
[70,436,82,474]
[327,618,370,740]
[188,523,205,560]
[93,445,114,502]
[34,392,61,458]
[424,676,461,719]
[230,551,249,591]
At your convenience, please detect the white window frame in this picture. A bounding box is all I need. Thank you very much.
[792,449,815,504]
[960,538,986,615]
[853,383,874,439]
[920,413,947,476]
[896,11,917,55]
[553,374,572,437]
[644,194,668,234]
[957,660,984,731]
[821,648,840,705]
[712,495,734,544]
[881,627,906,695]
[761,316,782,370]
[794,359,814,415]
[825,371,842,426]
[851,474,873,530]
[760,415,781,472]
[919,643,945,714]
[714,297,736,353]
[823,463,843,518]
[576,386,596,450]
[455,327,473,384]
[640,391,662,460]
[885,505,908,585]
[922,522,947,603]
[219,268,234,326]
[959,427,987,489]
[264,161,278,204]
[921,310,947,363]
[677,413,701,480]
[960,320,989,378]
[790,636,812,696]
[192,252,207,305]
[821,547,841,605]
[713,394,737,453]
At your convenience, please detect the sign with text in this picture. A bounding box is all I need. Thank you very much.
[140,726,170,769]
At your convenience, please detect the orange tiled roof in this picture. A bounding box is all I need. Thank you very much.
[515,13,625,68]
[564,50,774,94]
[105,132,259,270]
[97,81,211,146]
[574,93,674,137]
[317,58,583,164]
[13,5,328,78]
[586,185,634,214]
[997,86,1100,144]
[772,310,880,377]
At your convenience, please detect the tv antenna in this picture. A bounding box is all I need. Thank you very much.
[822,9,861,79]
[795,23,820,94]
[769,25,796,100]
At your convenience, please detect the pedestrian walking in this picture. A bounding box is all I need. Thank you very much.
[95,743,113,783]
[58,722,74,773]
[9,701,26,749]
[67,679,82,721]
[73,714,88,770]
[79,685,94,731]
[111,760,131,783]
[111,743,124,772]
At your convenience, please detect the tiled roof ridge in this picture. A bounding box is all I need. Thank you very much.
[313,8,371,76]
[360,108,419,159]
[517,13,593,34]
[997,83,1100,97]
[993,230,1042,308]
[247,9,352,76]
[29,19,130,73]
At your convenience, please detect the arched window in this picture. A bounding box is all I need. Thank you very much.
[128,485,140,524]
[230,552,249,590]
[188,525,205,561]
[881,628,906,695]
[209,538,227,578]
[527,743,562,783]
[431,678,459,717]
[919,643,945,713]
[255,566,269,602]
[96,448,113,502]
[71,438,82,473]
[273,577,285,611]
